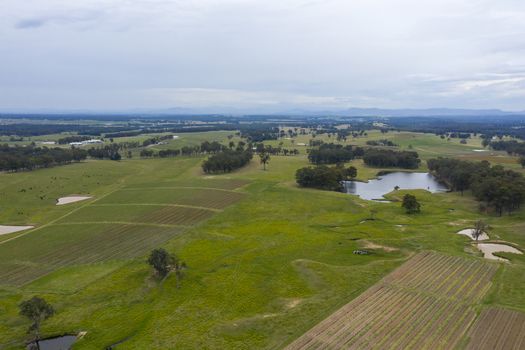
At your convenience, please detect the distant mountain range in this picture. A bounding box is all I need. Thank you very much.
[1,107,525,118]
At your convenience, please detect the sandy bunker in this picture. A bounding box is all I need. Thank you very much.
[457,228,489,241]
[0,225,34,236]
[476,243,523,261]
[56,196,92,205]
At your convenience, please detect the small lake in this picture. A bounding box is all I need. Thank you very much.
[343,172,448,201]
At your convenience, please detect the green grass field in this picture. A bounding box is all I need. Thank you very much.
[0,130,524,349]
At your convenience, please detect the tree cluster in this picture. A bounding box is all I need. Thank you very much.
[363,149,420,169]
[308,143,364,164]
[57,135,91,144]
[488,140,525,156]
[202,149,253,174]
[0,144,87,172]
[295,165,357,191]
[427,158,525,215]
[87,144,122,160]
[366,139,398,147]
[254,144,299,156]
[142,134,174,147]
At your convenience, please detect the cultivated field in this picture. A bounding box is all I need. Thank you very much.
[465,307,525,350]
[285,251,498,350]
[0,176,248,287]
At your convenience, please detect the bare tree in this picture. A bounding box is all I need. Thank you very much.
[472,220,488,241]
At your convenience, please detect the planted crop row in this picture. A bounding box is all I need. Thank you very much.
[0,224,180,286]
[286,252,496,350]
[138,206,214,226]
[384,251,497,303]
[466,308,525,350]
[99,188,245,209]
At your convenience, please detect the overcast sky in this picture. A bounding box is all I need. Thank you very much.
[1,0,525,112]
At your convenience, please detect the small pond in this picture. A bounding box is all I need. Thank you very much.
[343,172,448,201]
[27,335,77,350]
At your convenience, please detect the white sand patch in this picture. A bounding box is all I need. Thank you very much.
[361,240,398,252]
[476,243,523,261]
[473,149,487,152]
[297,143,306,146]
[457,228,489,241]
[172,135,179,139]
[0,225,34,235]
[56,196,92,205]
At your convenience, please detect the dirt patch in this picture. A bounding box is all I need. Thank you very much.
[56,196,92,205]
[0,225,34,236]
[361,240,398,252]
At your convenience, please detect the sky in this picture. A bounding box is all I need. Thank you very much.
[1,0,525,112]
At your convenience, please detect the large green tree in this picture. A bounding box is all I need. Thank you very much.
[19,297,55,342]
[148,248,187,286]
[402,194,421,214]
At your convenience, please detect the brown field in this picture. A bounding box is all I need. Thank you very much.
[285,251,499,350]
[466,308,525,350]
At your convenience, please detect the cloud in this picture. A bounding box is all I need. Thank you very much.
[13,8,106,30]
[1,0,525,110]
[15,18,47,29]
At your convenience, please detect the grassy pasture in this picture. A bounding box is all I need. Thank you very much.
[0,130,524,349]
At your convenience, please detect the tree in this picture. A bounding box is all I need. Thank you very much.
[259,152,270,170]
[147,248,186,285]
[402,194,421,214]
[19,297,55,342]
[345,166,357,179]
[519,156,525,168]
[472,220,487,241]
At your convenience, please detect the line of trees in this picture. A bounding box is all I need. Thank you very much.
[366,139,398,147]
[142,134,173,147]
[254,144,300,156]
[362,149,420,169]
[427,158,525,215]
[308,143,364,164]
[0,144,87,172]
[57,135,91,144]
[486,140,525,157]
[296,165,357,191]
[202,149,253,174]
[87,144,122,160]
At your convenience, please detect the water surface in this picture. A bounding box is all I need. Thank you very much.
[344,172,447,201]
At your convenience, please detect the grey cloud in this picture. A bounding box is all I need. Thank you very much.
[15,18,47,29]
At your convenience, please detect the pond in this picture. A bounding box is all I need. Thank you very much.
[343,172,448,201]
[27,335,77,350]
